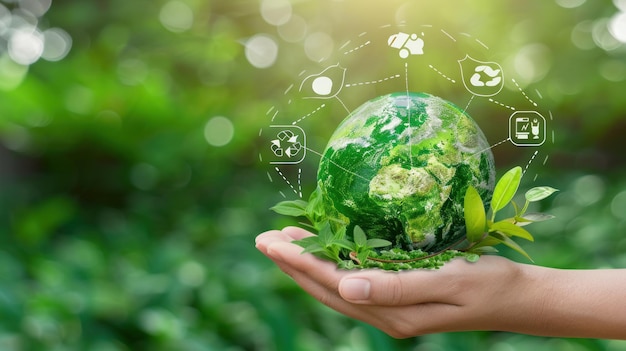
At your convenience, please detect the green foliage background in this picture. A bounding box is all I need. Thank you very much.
[0,0,625,350]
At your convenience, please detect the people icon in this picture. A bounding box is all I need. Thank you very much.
[388,32,424,59]
[531,118,540,139]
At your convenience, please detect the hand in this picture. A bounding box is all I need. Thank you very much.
[256,227,626,339]
[255,226,540,338]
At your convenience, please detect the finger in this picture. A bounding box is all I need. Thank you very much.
[267,241,346,290]
[266,244,409,331]
[255,226,315,253]
[281,226,315,240]
[338,258,475,306]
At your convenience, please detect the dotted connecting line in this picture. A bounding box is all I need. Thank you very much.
[338,40,351,51]
[440,29,456,42]
[275,167,302,198]
[344,40,371,55]
[306,147,370,182]
[475,39,489,50]
[345,74,401,87]
[523,150,539,175]
[512,79,538,107]
[488,98,516,111]
[428,64,456,83]
[473,138,510,156]
[463,95,475,114]
[405,62,414,171]
[292,103,326,125]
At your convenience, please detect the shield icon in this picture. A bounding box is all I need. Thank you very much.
[458,55,504,97]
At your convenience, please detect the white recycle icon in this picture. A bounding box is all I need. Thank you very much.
[388,32,424,59]
[271,129,303,158]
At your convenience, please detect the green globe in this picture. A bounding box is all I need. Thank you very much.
[317,92,495,252]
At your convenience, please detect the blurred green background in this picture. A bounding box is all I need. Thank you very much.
[0,0,625,350]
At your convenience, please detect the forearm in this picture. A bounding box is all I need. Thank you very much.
[513,264,626,339]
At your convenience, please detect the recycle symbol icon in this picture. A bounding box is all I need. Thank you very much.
[271,129,303,158]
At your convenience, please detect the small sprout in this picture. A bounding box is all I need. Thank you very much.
[463,166,558,262]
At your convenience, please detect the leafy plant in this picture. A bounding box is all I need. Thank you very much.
[463,166,558,262]
[271,166,558,269]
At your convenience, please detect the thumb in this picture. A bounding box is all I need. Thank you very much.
[338,270,443,306]
[337,258,476,306]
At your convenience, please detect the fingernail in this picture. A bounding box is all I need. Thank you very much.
[340,278,370,301]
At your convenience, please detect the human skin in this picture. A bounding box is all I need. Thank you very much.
[255,226,626,340]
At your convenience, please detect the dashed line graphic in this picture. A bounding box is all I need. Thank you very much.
[441,29,456,42]
[344,40,371,55]
[488,98,516,111]
[512,78,538,107]
[275,166,302,198]
[264,24,554,200]
[473,138,510,156]
[429,64,456,83]
[306,147,370,182]
[463,95,475,114]
[475,38,489,50]
[292,104,326,125]
[345,74,401,87]
[523,150,539,175]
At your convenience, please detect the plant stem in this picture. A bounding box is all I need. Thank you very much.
[355,236,468,264]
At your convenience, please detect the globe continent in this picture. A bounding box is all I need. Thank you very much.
[317,92,495,252]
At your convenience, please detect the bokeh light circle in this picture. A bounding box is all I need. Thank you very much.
[159,0,194,33]
[205,116,235,147]
[609,11,626,43]
[260,0,292,26]
[8,27,44,65]
[304,31,333,62]
[245,34,278,69]
[42,28,72,61]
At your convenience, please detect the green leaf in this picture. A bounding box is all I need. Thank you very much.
[464,185,487,242]
[491,166,522,213]
[300,242,325,254]
[318,221,334,246]
[366,238,392,248]
[469,246,499,254]
[525,186,559,202]
[292,236,320,248]
[306,183,327,224]
[357,251,370,265]
[490,220,534,241]
[465,253,480,262]
[490,233,534,262]
[511,200,521,216]
[470,235,501,249]
[270,200,308,217]
[334,239,356,251]
[519,212,556,223]
[353,225,367,247]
